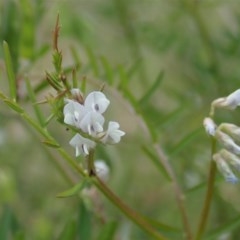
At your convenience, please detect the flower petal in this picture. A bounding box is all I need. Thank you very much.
[80,111,104,136]
[69,134,96,156]
[84,91,110,114]
[102,121,125,144]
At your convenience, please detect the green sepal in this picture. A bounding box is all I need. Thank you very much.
[57,180,87,198]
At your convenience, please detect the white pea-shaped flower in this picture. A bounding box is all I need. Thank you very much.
[101,121,125,144]
[69,134,96,157]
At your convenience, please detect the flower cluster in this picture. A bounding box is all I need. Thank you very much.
[63,89,125,157]
[203,89,240,183]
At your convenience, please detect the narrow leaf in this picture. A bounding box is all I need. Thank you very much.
[25,78,45,126]
[100,56,114,85]
[42,140,60,148]
[3,41,17,101]
[57,181,86,198]
[139,71,164,105]
[205,216,240,240]
[142,145,171,181]
[85,46,99,77]
[3,99,23,113]
[97,221,118,240]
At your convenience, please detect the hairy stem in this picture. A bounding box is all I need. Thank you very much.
[195,138,217,240]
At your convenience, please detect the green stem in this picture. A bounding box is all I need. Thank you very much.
[0,92,167,239]
[154,144,193,240]
[195,138,217,240]
[92,175,168,240]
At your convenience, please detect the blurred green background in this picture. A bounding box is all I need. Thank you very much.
[1,0,240,239]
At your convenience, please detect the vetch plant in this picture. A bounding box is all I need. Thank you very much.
[2,14,240,240]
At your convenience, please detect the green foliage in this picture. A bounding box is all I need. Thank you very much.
[1,0,240,239]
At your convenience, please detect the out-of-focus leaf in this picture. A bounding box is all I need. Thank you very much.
[139,71,164,105]
[142,145,171,181]
[58,219,77,240]
[0,0,20,71]
[3,41,17,101]
[100,56,114,85]
[77,201,92,240]
[0,206,11,240]
[19,0,35,59]
[97,221,118,240]
[57,181,87,198]
[169,127,202,157]
[25,78,45,126]
[205,216,240,240]
[42,140,60,148]
[85,46,99,77]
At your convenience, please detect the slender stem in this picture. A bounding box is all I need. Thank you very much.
[154,144,193,240]
[92,175,168,240]
[195,138,217,240]
[0,93,168,240]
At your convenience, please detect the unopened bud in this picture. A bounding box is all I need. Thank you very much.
[70,88,84,103]
[215,130,240,155]
[213,152,238,183]
[211,89,240,116]
[219,123,240,143]
[203,117,216,136]
[219,149,240,171]
[94,160,109,182]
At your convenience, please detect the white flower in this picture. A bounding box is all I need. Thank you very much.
[213,152,238,183]
[84,91,110,114]
[63,100,86,127]
[215,130,240,155]
[95,160,110,182]
[80,111,105,136]
[101,121,125,144]
[211,89,240,112]
[203,117,216,136]
[69,134,96,156]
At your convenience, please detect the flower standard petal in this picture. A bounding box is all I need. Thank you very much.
[101,121,125,144]
[69,134,96,157]
[84,91,110,114]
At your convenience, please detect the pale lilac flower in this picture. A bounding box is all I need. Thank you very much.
[101,121,125,144]
[203,117,216,136]
[213,152,238,183]
[69,134,96,156]
[84,91,110,114]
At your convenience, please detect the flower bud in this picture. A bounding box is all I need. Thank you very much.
[211,89,240,115]
[203,117,216,136]
[213,152,238,183]
[219,149,240,171]
[94,160,110,182]
[215,130,240,155]
[218,123,240,143]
